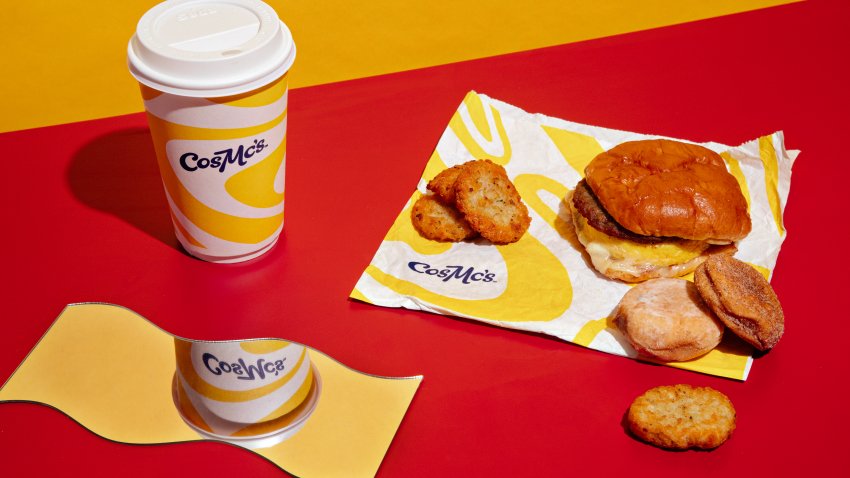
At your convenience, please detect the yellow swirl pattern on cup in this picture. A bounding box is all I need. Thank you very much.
[175,377,214,433]
[225,134,287,209]
[240,340,290,354]
[148,113,285,241]
[175,371,317,438]
[232,377,318,437]
[174,339,313,425]
[169,211,205,248]
[142,75,289,261]
[175,341,307,402]
[208,77,289,108]
[449,92,511,164]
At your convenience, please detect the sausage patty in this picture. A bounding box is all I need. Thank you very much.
[572,179,665,244]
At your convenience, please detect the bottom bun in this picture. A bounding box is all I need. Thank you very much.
[568,194,735,282]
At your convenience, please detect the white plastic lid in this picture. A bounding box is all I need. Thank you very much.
[128,0,296,97]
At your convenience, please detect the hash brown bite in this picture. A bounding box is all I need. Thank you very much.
[454,159,530,244]
[627,384,736,450]
[411,194,477,242]
[427,164,464,204]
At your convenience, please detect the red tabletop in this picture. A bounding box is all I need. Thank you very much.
[2,1,848,476]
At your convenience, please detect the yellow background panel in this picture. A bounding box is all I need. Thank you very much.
[1,0,796,133]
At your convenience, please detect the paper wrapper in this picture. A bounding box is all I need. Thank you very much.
[352,91,798,380]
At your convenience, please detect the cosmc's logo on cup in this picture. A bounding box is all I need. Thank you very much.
[202,353,286,381]
[174,339,315,426]
[179,138,268,173]
[408,261,497,284]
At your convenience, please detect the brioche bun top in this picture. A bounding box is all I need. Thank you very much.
[584,139,751,242]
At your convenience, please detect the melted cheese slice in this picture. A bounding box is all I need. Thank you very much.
[569,199,710,281]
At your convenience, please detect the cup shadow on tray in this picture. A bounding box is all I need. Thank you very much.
[67,127,179,250]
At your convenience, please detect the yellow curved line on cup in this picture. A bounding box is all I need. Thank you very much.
[758,135,785,235]
[174,340,309,402]
[170,211,206,248]
[146,112,286,243]
[225,134,286,208]
[148,109,286,140]
[239,340,291,354]
[175,378,214,433]
[231,376,317,438]
[207,74,287,107]
[541,125,604,174]
[572,316,616,347]
[448,92,511,164]
[721,152,751,213]
[255,365,314,423]
[368,204,570,323]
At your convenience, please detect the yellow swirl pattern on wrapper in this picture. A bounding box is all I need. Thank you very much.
[721,151,752,213]
[421,150,451,186]
[750,262,771,281]
[368,183,572,322]
[542,125,604,174]
[759,135,785,235]
[143,74,290,261]
[513,174,571,235]
[572,316,616,347]
[449,92,512,164]
[353,91,797,380]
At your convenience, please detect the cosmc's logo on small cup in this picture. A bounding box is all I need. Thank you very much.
[408,261,497,284]
[179,138,268,173]
[202,353,286,381]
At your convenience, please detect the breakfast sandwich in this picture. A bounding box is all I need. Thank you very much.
[568,139,751,282]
